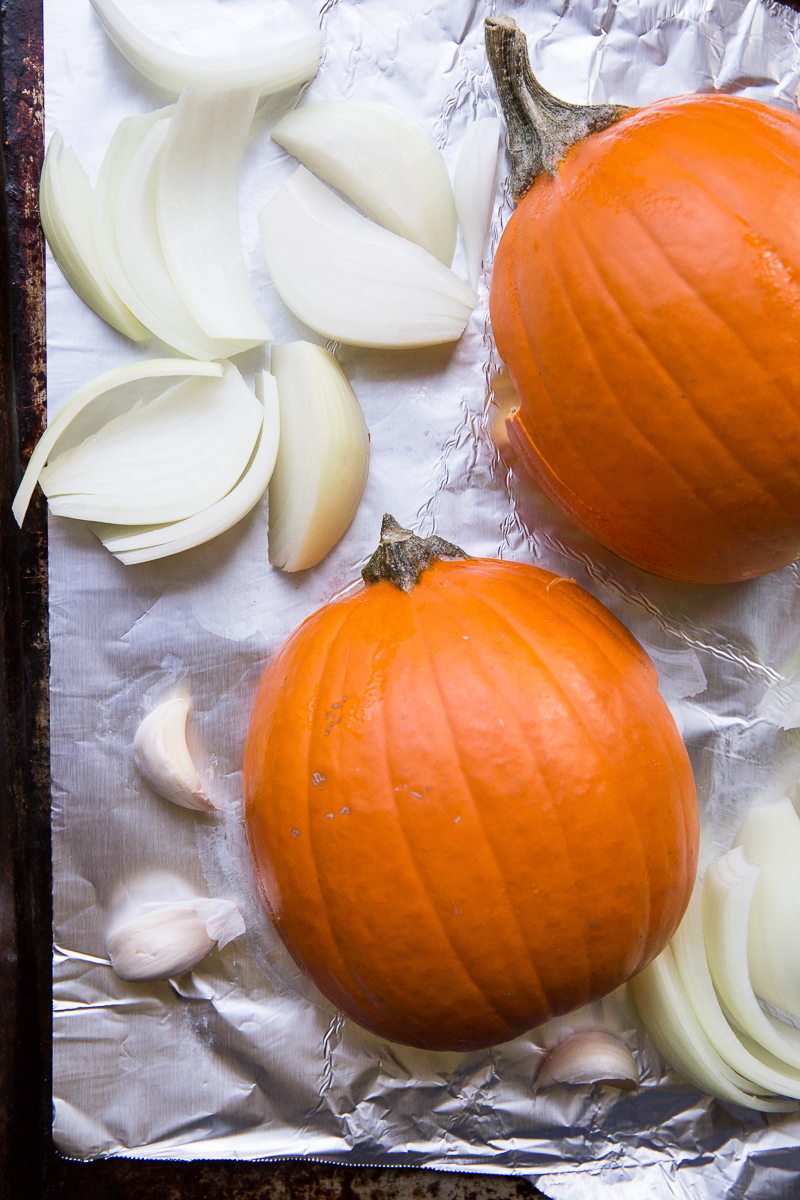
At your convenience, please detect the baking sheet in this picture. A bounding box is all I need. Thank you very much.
[48,0,800,1195]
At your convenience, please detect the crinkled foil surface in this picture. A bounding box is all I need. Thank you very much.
[49,0,800,1194]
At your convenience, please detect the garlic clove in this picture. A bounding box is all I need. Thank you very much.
[107,898,245,982]
[534,1030,639,1091]
[133,697,215,812]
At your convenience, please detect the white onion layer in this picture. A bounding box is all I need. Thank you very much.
[40,362,263,526]
[703,847,800,1070]
[628,948,794,1111]
[259,168,477,348]
[92,372,280,564]
[89,0,322,96]
[734,799,800,1019]
[269,342,369,571]
[453,118,502,289]
[12,359,223,526]
[40,132,148,341]
[157,85,271,345]
[271,100,457,265]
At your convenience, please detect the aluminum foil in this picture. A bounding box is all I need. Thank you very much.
[48,0,800,1194]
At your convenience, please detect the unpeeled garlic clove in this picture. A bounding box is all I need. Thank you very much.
[133,697,216,812]
[534,1031,639,1091]
[106,898,245,982]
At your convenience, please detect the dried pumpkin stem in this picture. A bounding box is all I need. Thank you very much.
[485,15,633,201]
[362,514,467,593]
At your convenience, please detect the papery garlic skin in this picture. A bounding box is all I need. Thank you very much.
[157,85,271,346]
[269,343,369,572]
[734,799,800,1019]
[133,698,214,812]
[89,0,322,97]
[453,118,502,289]
[40,132,148,341]
[259,167,477,349]
[107,899,245,982]
[534,1030,639,1091]
[271,100,457,265]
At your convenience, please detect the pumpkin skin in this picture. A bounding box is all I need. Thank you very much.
[245,554,698,1051]
[491,94,800,584]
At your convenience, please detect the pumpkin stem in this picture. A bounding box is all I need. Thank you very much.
[362,514,468,593]
[485,15,633,201]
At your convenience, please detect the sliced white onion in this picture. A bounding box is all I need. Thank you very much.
[703,847,800,1070]
[271,100,457,265]
[91,372,280,564]
[628,947,794,1111]
[534,1031,639,1091]
[672,886,800,1098]
[259,168,477,348]
[269,342,369,571]
[12,359,223,526]
[88,0,322,97]
[453,117,502,289]
[157,85,271,346]
[114,118,243,360]
[40,131,148,341]
[39,362,263,525]
[734,799,800,1019]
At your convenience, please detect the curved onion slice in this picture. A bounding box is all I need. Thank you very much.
[92,372,280,564]
[269,342,369,571]
[88,0,322,97]
[703,847,800,1070]
[157,85,271,346]
[39,362,263,525]
[40,132,148,341]
[453,117,502,289]
[259,168,477,348]
[271,100,457,265]
[628,947,794,1111]
[734,800,800,1019]
[114,119,243,360]
[672,887,800,1098]
[12,359,222,526]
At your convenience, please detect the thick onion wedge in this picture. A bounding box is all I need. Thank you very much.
[91,373,280,564]
[269,342,369,571]
[628,947,795,1111]
[39,363,263,526]
[672,888,800,1098]
[114,118,243,360]
[703,847,800,1070]
[271,100,457,265]
[41,131,148,341]
[12,359,222,526]
[734,800,800,1019]
[157,85,271,346]
[88,0,322,97]
[453,117,502,289]
[259,168,477,348]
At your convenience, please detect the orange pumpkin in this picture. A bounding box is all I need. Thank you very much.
[244,516,698,1051]
[487,16,800,584]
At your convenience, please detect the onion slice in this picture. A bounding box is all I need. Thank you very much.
[88,0,322,97]
[40,131,148,341]
[734,799,800,1019]
[91,372,280,564]
[157,85,271,346]
[259,168,477,348]
[453,118,502,289]
[12,359,222,526]
[269,342,369,571]
[271,100,457,265]
[628,947,795,1111]
[672,887,800,1098]
[113,118,244,360]
[703,847,800,1070]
